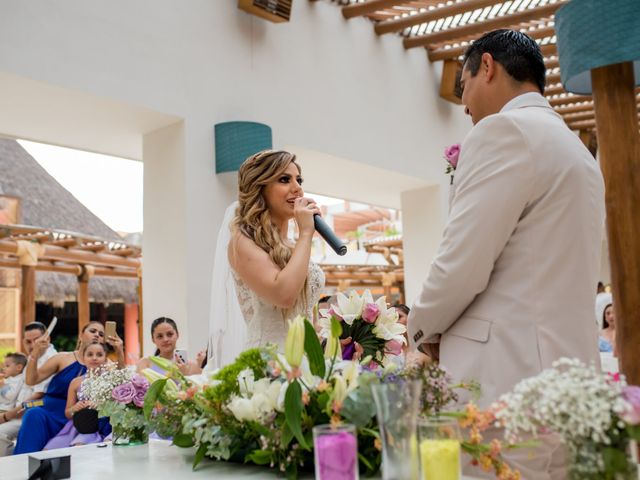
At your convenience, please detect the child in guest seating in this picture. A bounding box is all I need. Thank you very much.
[0,353,27,413]
[44,343,111,449]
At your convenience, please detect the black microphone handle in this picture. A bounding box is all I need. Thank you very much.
[313,214,347,256]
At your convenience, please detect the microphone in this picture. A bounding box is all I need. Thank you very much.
[314,214,347,256]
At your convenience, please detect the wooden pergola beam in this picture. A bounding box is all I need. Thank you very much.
[342,0,408,19]
[404,2,565,49]
[0,240,140,269]
[374,0,501,35]
[0,258,137,278]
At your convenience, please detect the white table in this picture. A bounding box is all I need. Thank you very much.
[1,439,479,479]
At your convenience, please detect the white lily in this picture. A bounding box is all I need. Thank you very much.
[237,368,255,396]
[341,360,360,392]
[373,306,406,343]
[228,397,256,422]
[334,291,364,325]
[285,315,305,369]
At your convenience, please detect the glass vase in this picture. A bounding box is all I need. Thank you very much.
[418,416,461,480]
[372,379,423,480]
[313,423,359,480]
[112,424,149,446]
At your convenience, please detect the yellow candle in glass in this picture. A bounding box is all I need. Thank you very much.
[420,439,460,480]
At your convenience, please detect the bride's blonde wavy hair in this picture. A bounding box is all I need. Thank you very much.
[231,150,309,314]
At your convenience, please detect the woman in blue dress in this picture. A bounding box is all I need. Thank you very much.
[13,321,123,454]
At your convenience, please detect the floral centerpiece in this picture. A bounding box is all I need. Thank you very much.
[493,358,640,480]
[143,314,515,479]
[82,362,150,445]
[317,290,406,366]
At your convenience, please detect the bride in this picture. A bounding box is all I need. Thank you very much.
[208,150,326,368]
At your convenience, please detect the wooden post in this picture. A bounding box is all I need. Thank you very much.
[20,265,36,344]
[591,61,640,386]
[439,59,463,104]
[77,266,94,333]
[124,303,140,365]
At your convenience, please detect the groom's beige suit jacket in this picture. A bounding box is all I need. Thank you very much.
[408,93,605,408]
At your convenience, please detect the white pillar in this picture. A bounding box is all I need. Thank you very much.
[401,185,445,307]
[142,121,188,356]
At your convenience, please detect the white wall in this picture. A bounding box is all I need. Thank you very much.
[0,0,472,353]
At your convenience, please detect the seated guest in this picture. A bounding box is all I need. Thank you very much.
[0,322,57,456]
[596,292,616,355]
[0,353,27,413]
[136,317,202,375]
[13,321,123,454]
[44,342,111,449]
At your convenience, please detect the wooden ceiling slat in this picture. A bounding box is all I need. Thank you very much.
[545,57,560,69]
[549,95,593,107]
[428,35,557,62]
[404,2,565,49]
[375,0,502,35]
[545,84,566,96]
[555,103,595,115]
[342,0,410,19]
[546,71,561,85]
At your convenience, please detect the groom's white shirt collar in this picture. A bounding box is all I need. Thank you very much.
[500,91,550,113]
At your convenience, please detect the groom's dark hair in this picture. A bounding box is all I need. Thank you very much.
[463,29,546,94]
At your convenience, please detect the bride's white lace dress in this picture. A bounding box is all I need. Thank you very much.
[232,263,325,349]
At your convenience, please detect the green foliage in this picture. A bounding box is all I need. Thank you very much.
[284,380,308,450]
[340,319,386,364]
[143,378,168,420]
[52,334,76,353]
[204,348,267,404]
[303,320,325,378]
[0,346,14,362]
[341,373,378,428]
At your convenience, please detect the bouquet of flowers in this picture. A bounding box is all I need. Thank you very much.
[317,290,406,366]
[144,314,508,479]
[494,358,640,479]
[82,362,150,445]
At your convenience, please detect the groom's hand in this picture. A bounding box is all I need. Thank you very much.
[418,338,440,362]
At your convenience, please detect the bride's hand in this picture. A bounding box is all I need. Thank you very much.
[294,197,321,236]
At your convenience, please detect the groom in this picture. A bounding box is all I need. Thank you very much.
[408,29,605,476]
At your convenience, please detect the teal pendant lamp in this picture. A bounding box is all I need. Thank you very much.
[214,121,272,173]
[555,0,640,95]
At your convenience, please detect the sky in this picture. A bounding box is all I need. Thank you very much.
[19,140,144,233]
[17,140,345,234]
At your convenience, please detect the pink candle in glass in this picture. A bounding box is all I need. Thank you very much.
[313,425,358,480]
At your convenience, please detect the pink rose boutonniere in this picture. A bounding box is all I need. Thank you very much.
[444,143,461,184]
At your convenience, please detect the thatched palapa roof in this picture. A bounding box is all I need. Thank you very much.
[0,138,138,304]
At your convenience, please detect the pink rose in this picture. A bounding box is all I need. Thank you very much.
[385,340,403,356]
[131,374,149,393]
[444,143,461,170]
[362,303,380,323]
[112,382,136,404]
[133,389,146,408]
